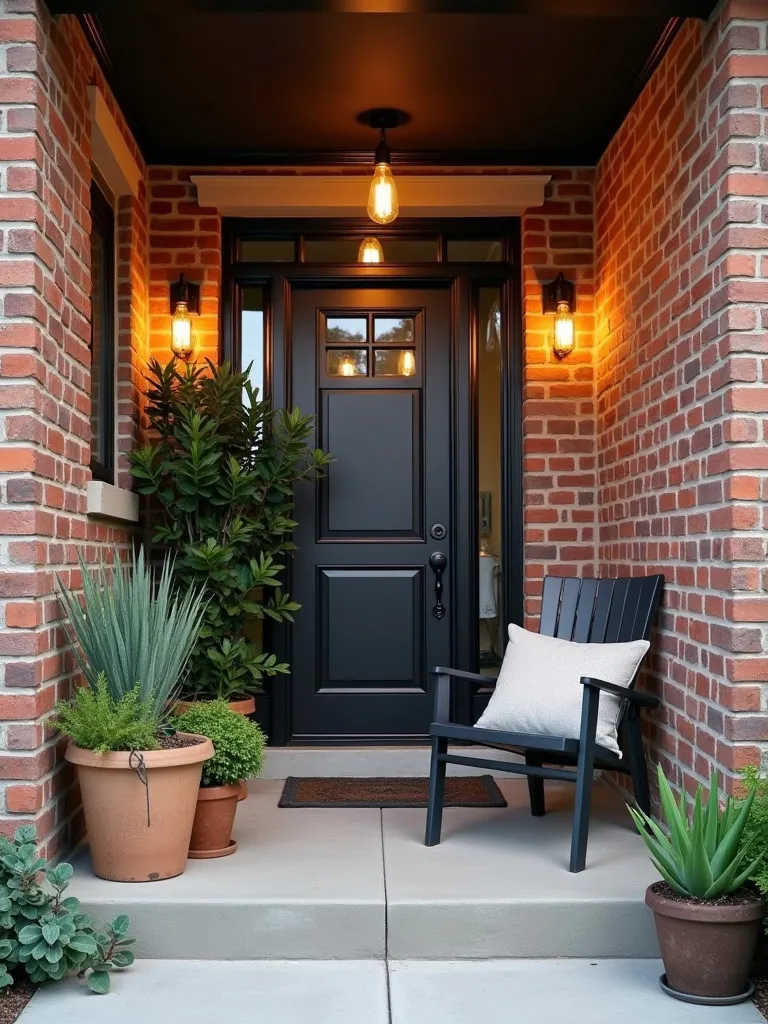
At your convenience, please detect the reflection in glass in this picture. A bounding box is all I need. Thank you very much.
[374,348,416,377]
[241,287,265,398]
[477,286,503,673]
[327,349,368,377]
[326,317,367,345]
[306,239,362,262]
[447,240,503,262]
[374,318,414,344]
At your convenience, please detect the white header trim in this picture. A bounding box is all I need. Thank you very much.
[88,86,141,199]
[192,174,551,218]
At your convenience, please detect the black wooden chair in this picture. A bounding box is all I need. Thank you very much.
[424,574,664,872]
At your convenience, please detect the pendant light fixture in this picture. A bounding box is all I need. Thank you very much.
[358,108,410,226]
[358,237,384,263]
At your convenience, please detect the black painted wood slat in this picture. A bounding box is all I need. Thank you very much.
[589,579,614,642]
[617,579,644,642]
[556,577,582,640]
[572,577,598,643]
[604,576,630,643]
[539,576,563,639]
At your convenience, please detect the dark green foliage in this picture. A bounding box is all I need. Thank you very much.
[130,358,331,701]
[629,765,763,899]
[0,826,134,994]
[52,675,160,754]
[176,700,266,787]
[740,765,768,928]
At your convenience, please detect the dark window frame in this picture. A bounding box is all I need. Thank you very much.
[89,180,115,484]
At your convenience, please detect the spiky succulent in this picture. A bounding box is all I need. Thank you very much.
[629,765,764,900]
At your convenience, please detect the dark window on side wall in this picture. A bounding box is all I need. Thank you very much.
[89,181,115,483]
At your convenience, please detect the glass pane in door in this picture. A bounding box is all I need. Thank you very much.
[242,286,265,397]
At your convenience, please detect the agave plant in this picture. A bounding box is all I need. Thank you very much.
[628,765,764,899]
[58,548,207,720]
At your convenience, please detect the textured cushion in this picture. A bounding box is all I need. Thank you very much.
[475,624,650,755]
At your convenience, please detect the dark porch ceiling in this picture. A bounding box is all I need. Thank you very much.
[49,1,719,165]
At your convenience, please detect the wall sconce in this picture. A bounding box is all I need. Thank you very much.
[358,237,384,263]
[170,273,200,360]
[542,273,575,359]
[358,108,409,226]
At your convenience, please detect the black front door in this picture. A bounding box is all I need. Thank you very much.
[290,285,457,741]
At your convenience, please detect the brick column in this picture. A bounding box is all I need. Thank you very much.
[0,3,146,857]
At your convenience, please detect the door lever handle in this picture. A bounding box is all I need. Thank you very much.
[429,551,447,620]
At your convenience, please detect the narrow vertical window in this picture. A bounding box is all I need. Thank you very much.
[241,286,265,398]
[89,180,115,482]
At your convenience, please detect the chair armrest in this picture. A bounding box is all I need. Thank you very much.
[431,667,497,725]
[580,676,660,709]
[432,667,498,686]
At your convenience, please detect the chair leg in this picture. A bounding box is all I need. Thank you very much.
[569,684,600,873]
[425,736,448,847]
[525,754,546,816]
[624,709,651,815]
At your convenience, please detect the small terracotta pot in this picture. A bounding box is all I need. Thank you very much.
[646,884,765,1000]
[188,783,241,859]
[66,734,214,882]
[174,697,255,801]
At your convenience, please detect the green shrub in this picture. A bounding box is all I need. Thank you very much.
[740,765,768,924]
[176,700,266,786]
[629,764,763,899]
[53,675,160,754]
[58,547,207,719]
[130,358,331,702]
[0,825,134,994]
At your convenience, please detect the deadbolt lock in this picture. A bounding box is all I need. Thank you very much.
[430,523,447,541]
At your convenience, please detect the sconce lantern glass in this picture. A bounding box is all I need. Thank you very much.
[169,273,200,360]
[542,273,576,360]
[358,237,384,263]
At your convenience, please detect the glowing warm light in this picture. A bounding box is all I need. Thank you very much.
[552,301,575,360]
[340,356,356,376]
[367,163,399,225]
[399,350,416,376]
[358,237,384,263]
[171,302,193,360]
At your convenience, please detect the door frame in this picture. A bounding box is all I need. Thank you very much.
[221,217,524,744]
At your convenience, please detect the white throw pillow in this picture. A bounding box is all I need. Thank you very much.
[475,624,650,756]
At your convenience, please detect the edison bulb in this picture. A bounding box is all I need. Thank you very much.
[358,237,384,263]
[553,301,575,359]
[171,302,193,359]
[399,350,416,376]
[367,163,399,225]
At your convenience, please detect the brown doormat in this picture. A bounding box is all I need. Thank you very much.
[278,775,507,809]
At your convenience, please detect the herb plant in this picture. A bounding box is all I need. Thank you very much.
[629,765,763,899]
[176,700,266,787]
[53,675,160,753]
[130,358,331,702]
[0,826,134,994]
[58,547,207,718]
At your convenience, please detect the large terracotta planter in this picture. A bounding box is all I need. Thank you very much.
[188,783,241,859]
[646,883,765,1002]
[66,734,214,882]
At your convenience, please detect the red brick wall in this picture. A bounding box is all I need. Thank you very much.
[0,3,147,857]
[595,1,768,799]
[522,170,596,627]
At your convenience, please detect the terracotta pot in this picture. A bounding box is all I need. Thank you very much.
[66,734,214,883]
[175,696,256,717]
[646,884,765,1000]
[188,783,241,859]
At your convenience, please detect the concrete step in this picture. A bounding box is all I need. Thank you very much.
[262,744,522,778]
[69,779,660,961]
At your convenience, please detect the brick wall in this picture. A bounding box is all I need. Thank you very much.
[0,3,147,857]
[522,170,596,627]
[595,1,768,799]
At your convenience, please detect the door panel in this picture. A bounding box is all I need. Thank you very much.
[291,286,453,741]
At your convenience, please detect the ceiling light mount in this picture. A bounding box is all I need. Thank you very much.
[358,109,409,225]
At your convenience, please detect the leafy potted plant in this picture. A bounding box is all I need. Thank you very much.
[56,549,214,882]
[129,358,331,711]
[176,700,266,858]
[629,765,764,1004]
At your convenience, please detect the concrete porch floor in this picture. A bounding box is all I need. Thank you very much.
[70,778,661,961]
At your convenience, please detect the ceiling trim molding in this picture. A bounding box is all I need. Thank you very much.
[88,86,142,197]
[192,174,551,217]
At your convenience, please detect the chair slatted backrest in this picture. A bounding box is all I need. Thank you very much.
[539,575,664,651]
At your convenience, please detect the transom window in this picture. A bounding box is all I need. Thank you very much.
[237,234,505,264]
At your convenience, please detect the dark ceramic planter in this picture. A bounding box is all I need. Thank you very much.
[646,884,765,1002]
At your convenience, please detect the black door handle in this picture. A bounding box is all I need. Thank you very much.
[429,551,447,620]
